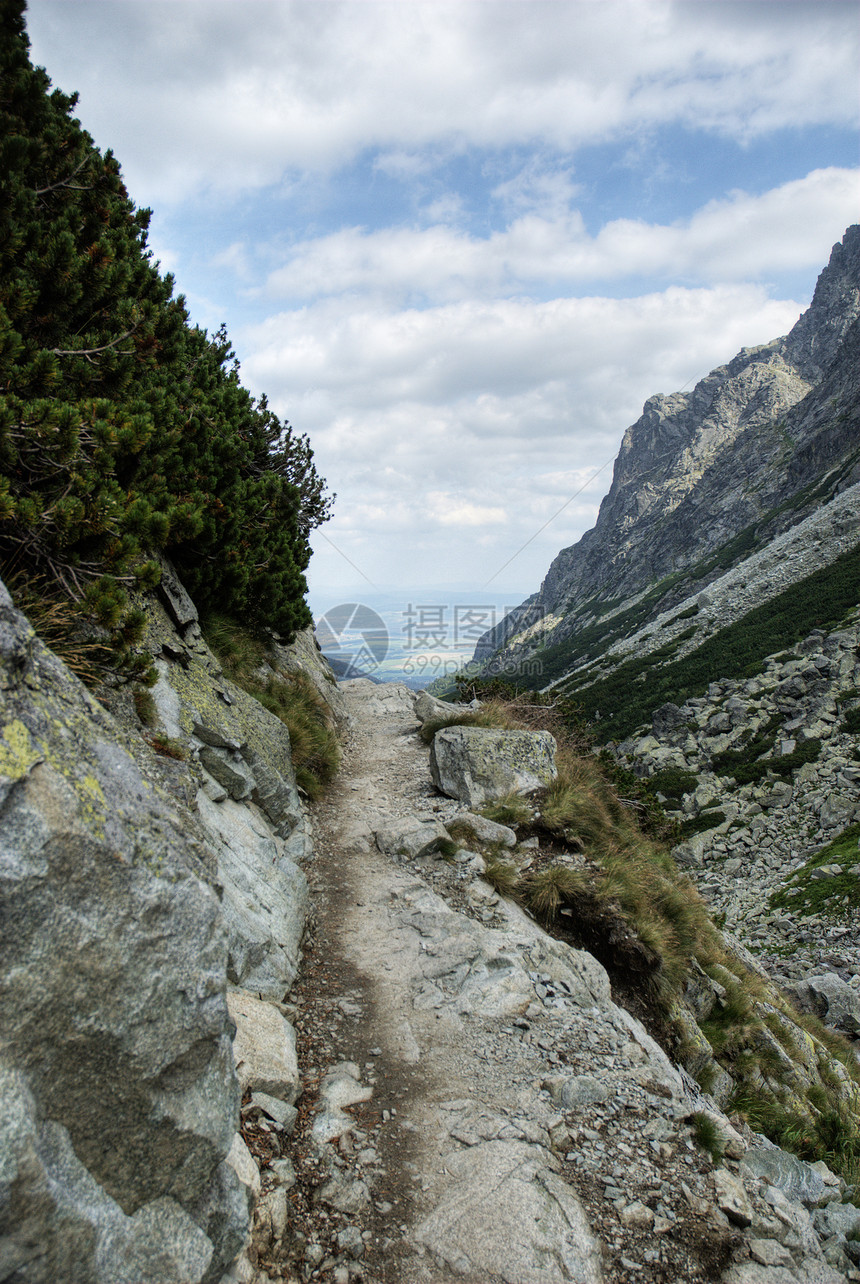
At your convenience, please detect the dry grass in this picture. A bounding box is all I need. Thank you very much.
[202,613,340,798]
[418,700,520,744]
[5,572,115,687]
[426,686,860,1180]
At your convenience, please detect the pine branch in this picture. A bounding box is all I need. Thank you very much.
[34,157,92,197]
[50,323,139,360]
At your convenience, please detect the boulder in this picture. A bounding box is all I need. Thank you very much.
[714,1169,753,1226]
[449,811,518,848]
[414,689,459,724]
[543,1074,610,1110]
[786,973,860,1037]
[0,580,242,1284]
[375,817,451,859]
[430,726,557,807]
[652,702,687,736]
[227,991,301,1103]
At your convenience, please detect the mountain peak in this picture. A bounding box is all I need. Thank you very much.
[474,225,860,682]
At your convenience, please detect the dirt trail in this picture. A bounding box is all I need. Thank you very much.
[284,680,747,1284]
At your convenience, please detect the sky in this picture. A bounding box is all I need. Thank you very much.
[25,0,860,611]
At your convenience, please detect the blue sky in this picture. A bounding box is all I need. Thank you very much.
[25,0,860,605]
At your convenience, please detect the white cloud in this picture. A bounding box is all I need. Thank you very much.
[26,1,860,203]
[244,282,804,590]
[428,494,508,527]
[21,2,858,598]
[260,167,859,304]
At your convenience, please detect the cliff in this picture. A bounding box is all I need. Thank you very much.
[474,225,860,682]
[0,566,337,1283]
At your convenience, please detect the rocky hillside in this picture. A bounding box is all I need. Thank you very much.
[5,563,860,1284]
[0,565,343,1283]
[614,608,860,1012]
[473,225,860,691]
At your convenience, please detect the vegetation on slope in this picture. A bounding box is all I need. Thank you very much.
[0,2,331,676]
[427,684,860,1181]
[548,541,860,742]
[203,614,340,799]
[769,823,860,923]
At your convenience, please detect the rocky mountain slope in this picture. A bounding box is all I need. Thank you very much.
[473,225,860,689]
[4,566,860,1283]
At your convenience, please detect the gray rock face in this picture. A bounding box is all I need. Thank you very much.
[430,725,557,806]
[0,581,242,1283]
[146,588,312,1001]
[742,1145,831,1207]
[413,1139,603,1283]
[787,974,860,1037]
[474,225,860,674]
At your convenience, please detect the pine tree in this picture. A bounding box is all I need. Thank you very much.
[0,0,332,665]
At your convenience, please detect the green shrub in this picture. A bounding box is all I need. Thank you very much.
[0,6,331,671]
[679,810,726,839]
[646,768,699,800]
[842,706,860,734]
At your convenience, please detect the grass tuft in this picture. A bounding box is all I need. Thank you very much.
[202,612,340,799]
[5,572,116,687]
[149,735,187,761]
[479,794,534,826]
[482,856,520,899]
[133,686,158,728]
[690,1112,724,1163]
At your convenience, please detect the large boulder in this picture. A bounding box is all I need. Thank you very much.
[414,689,459,724]
[429,726,557,807]
[0,580,244,1283]
[786,973,860,1037]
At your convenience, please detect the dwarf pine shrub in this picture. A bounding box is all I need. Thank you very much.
[0,4,331,673]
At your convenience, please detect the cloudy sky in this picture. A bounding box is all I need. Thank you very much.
[25,1,860,607]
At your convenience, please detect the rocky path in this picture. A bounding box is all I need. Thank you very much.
[279,680,851,1284]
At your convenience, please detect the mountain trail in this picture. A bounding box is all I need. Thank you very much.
[282,679,764,1284]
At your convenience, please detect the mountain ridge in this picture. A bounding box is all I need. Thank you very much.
[474,225,860,689]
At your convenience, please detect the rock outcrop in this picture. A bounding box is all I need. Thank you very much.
[0,565,333,1283]
[474,225,860,687]
[0,579,242,1283]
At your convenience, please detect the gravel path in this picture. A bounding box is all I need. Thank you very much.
[276,680,785,1284]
